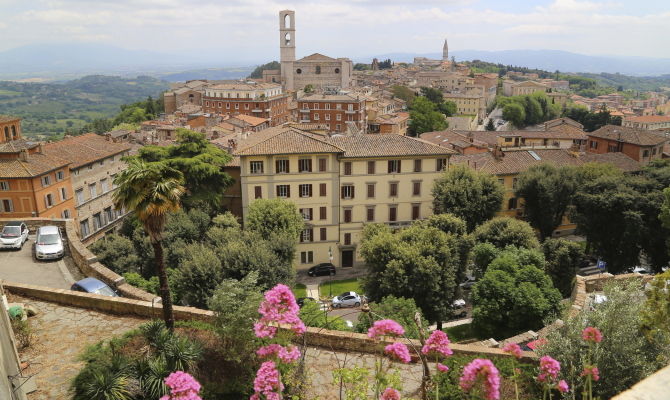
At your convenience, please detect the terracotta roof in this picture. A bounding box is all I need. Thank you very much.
[235,127,343,156]
[0,153,69,178]
[299,93,363,102]
[325,134,454,158]
[588,125,667,146]
[450,149,583,175]
[0,139,39,153]
[580,152,640,172]
[544,123,587,138]
[500,130,586,140]
[210,82,281,90]
[625,115,670,123]
[420,130,489,149]
[0,115,20,124]
[232,114,267,127]
[452,130,499,146]
[43,133,131,169]
[545,117,583,130]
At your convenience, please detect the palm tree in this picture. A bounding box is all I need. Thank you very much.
[113,158,185,330]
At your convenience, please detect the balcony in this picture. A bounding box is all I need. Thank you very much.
[300,108,310,113]
[299,119,311,123]
[345,109,357,114]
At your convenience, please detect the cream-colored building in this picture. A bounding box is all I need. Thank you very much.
[443,92,485,119]
[43,133,131,242]
[623,115,670,130]
[235,127,454,270]
[502,80,549,97]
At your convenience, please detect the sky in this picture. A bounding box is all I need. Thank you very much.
[1,0,669,62]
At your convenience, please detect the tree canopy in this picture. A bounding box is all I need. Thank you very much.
[407,96,448,137]
[473,217,540,250]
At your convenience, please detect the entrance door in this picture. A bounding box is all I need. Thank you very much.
[341,250,354,268]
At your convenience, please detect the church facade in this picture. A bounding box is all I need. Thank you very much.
[279,10,353,92]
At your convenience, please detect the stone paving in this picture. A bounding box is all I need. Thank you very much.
[10,295,145,400]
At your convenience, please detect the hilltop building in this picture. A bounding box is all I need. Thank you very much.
[201,82,289,126]
[0,116,21,143]
[297,93,366,134]
[586,125,667,165]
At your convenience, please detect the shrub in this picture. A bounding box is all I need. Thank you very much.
[473,217,540,250]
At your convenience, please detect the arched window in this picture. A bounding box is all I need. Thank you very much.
[11,126,16,138]
[188,94,194,103]
[284,14,291,29]
[3,127,8,140]
[315,65,321,74]
[285,33,291,46]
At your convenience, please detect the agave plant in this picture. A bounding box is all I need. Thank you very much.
[80,369,133,400]
[163,334,203,372]
[135,357,170,400]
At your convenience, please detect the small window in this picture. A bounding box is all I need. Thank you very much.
[89,183,97,198]
[335,68,340,74]
[299,158,313,173]
[643,149,650,158]
[75,188,84,205]
[319,183,327,197]
[62,209,71,219]
[344,233,351,245]
[320,227,327,241]
[296,68,302,74]
[254,186,262,199]
[315,65,321,74]
[100,178,109,193]
[590,141,598,149]
[343,208,352,223]
[389,206,398,222]
[299,184,313,198]
[80,219,90,237]
[412,181,421,196]
[0,181,9,191]
[0,199,14,212]
[366,207,375,222]
[412,204,420,220]
[367,161,376,174]
[300,208,313,221]
[344,162,352,175]
[389,182,398,197]
[414,159,422,172]
[341,185,355,199]
[388,160,401,173]
[41,175,51,187]
[45,193,54,208]
[367,184,375,198]
[59,187,67,201]
[436,158,448,171]
[56,171,65,181]
[300,251,313,264]
[250,161,264,174]
[300,228,313,243]
[320,206,327,220]
[276,184,290,198]
[276,159,290,173]
[508,197,518,210]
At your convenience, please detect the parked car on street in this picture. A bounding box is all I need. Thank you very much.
[0,221,29,250]
[451,298,467,318]
[71,277,119,297]
[34,225,64,260]
[331,291,361,308]
[628,266,651,275]
[308,263,336,277]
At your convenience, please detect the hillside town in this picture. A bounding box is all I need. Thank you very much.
[1,8,670,400]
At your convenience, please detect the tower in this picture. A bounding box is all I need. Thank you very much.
[442,38,449,61]
[279,10,296,90]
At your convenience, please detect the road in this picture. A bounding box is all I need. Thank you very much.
[0,235,79,289]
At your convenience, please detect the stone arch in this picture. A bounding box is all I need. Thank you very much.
[3,126,8,140]
[11,125,16,138]
[284,13,291,29]
[285,32,291,46]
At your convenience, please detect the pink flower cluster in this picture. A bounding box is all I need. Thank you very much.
[557,380,570,393]
[421,330,453,358]
[254,284,305,338]
[380,387,401,400]
[250,361,284,400]
[537,356,561,383]
[581,366,600,381]
[459,358,501,400]
[384,342,411,363]
[582,327,603,344]
[257,344,301,363]
[526,338,548,350]
[367,319,405,339]
[437,363,449,373]
[502,343,523,359]
[160,371,202,400]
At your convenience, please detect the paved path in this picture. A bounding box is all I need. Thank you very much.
[9,295,145,400]
[0,236,74,289]
[306,284,320,300]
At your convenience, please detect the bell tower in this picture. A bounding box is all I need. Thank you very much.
[442,38,449,61]
[279,10,296,91]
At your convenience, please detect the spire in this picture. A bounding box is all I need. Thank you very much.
[442,38,449,61]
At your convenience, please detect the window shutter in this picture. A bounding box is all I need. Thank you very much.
[351,186,355,199]
[254,186,262,199]
[287,185,291,198]
[308,184,313,197]
[397,160,401,173]
[319,158,326,172]
[320,183,327,196]
[276,185,281,197]
[388,161,392,173]
[341,186,345,199]
[320,207,327,220]
[344,162,352,175]
[320,227,327,241]
[368,161,375,174]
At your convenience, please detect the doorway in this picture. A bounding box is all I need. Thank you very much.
[341,250,354,268]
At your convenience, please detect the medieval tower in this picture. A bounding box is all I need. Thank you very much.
[442,38,449,61]
[279,10,296,90]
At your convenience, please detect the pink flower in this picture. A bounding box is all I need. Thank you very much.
[421,330,453,357]
[437,363,449,373]
[368,319,405,339]
[526,338,548,350]
[253,322,277,338]
[257,344,301,363]
[384,342,411,363]
[251,361,283,399]
[581,366,600,381]
[557,380,569,393]
[582,327,603,344]
[160,371,202,400]
[459,358,501,400]
[255,284,305,338]
[380,387,401,400]
[537,356,561,383]
[502,343,523,359]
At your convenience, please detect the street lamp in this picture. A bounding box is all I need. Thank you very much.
[329,246,334,297]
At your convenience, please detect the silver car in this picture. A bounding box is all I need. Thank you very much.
[34,226,64,260]
[0,221,29,250]
[332,291,362,308]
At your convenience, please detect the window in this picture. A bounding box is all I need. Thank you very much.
[59,187,67,201]
[388,160,401,173]
[344,233,351,245]
[412,181,421,196]
[0,199,14,212]
[0,181,9,191]
[56,171,65,181]
[436,158,448,171]
[389,206,398,222]
[100,178,109,193]
[276,159,290,173]
[498,178,504,186]
[389,182,398,197]
[41,175,51,187]
[348,104,353,111]
[80,219,90,237]
[412,204,420,220]
[317,158,326,172]
[366,207,375,222]
[590,141,598,149]
[315,65,321,74]
[367,161,376,174]
[250,161,264,174]
[74,188,84,205]
[508,197,518,210]
[320,206,327,220]
[325,114,331,121]
[336,114,342,121]
[276,185,290,198]
[300,229,313,243]
[314,113,320,121]
[254,186,262,199]
[93,213,102,231]
[512,178,518,188]
[104,207,114,223]
[367,183,375,198]
[89,183,97,198]
[299,158,312,173]
[344,162,352,175]
[336,103,342,110]
[235,104,239,110]
[62,209,71,218]
[643,149,650,158]
[87,164,93,170]
[45,193,54,208]
[111,174,118,189]
[299,184,313,198]
[300,251,313,264]
[341,184,355,199]
[608,144,618,152]
[320,227,327,241]
[300,208,313,221]
[343,208,352,223]
[414,159,422,172]
[319,183,327,197]
[245,103,249,110]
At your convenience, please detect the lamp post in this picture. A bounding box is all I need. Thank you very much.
[329,246,334,297]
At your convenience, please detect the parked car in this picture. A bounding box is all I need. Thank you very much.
[34,225,64,260]
[71,277,119,297]
[629,266,651,275]
[459,277,477,290]
[0,221,29,250]
[331,291,361,308]
[451,298,467,318]
[308,263,336,277]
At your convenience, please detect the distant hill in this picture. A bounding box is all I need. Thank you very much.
[365,49,670,76]
[158,67,253,82]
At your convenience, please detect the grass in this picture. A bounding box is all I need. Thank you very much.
[445,323,483,343]
[319,278,361,297]
[293,283,307,298]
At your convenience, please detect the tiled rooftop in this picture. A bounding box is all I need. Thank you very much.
[588,125,668,146]
[43,133,131,169]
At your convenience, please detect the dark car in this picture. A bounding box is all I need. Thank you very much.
[296,297,316,308]
[71,277,119,297]
[307,263,336,277]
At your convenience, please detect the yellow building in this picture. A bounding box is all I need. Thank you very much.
[235,127,454,270]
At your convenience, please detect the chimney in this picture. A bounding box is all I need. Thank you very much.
[19,149,29,162]
[492,145,504,160]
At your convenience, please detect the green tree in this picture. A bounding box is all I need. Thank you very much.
[172,243,223,308]
[502,102,525,128]
[542,238,583,298]
[248,61,280,79]
[355,295,428,339]
[246,198,304,241]
[432,165,504,231]
[113,159,185,330]
[89,234,140,274]
[514,164,578,240]
[641,270,670,345]
[473,217,540,250]
[420,87,444,104]
[407,97,448,136]
[390,85,416,105]
[485,119,496,131]
[353,63,371,71]
[471,250,561,338]
[440,101,457,117]
[418,213,473,282]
